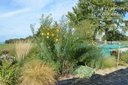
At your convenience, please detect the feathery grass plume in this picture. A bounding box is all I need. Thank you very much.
[14,40,32,61]
[19,59,57,85]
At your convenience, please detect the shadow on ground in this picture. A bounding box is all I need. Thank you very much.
[57,68,128,85]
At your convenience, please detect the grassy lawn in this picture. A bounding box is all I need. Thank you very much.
[0,44,12,50]
[0,44,15,55]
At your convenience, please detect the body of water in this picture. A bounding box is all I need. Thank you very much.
[0,42,4,44]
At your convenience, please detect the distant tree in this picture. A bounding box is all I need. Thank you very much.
[5,39,19,44]
[5,36,33,44]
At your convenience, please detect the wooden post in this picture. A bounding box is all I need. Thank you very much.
[117,43,120,68]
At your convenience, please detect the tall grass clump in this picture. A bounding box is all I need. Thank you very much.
[120,52,128,63]
[102,56,116,68]
[19,59,57,85]
[89,58,104,70]
[89,55,116,69]
[14,40,32,61]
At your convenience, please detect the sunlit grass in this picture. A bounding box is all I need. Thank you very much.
[0,44,11,49]
[19,59,57,85]
[102,56,116,68]
[0,44,15,56]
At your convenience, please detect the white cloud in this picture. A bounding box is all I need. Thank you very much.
[11,0,53,9]
[0,8,30,18]
[44,0,78,21]
[0,0,78,42]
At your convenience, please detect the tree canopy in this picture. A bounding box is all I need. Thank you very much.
[67,0,128,40]
[102,30,128,41]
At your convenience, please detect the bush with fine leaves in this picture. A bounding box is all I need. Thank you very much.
[0,59,17,85]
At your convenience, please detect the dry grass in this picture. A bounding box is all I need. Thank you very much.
[14,40,32,61]
[95,65,128,75]
[102,56,116,68]
[19,59,57,85]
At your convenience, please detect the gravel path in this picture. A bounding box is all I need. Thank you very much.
[57,68,128,85]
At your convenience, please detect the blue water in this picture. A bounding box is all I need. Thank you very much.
[0,42,4,44]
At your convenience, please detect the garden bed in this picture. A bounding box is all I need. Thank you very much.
[57,65,128,85]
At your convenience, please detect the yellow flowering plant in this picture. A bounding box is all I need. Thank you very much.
[31,15,101,75]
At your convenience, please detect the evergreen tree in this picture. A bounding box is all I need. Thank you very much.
[102,30,128,41]
[67,0,128,40]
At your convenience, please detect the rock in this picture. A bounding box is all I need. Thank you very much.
[0,54,15,65]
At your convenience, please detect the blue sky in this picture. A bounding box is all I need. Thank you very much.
[0,0,128,42]
[0,0,78,42]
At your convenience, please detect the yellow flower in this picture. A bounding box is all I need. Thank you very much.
[48,28,50,30]
[56,29,59,32]
[52,33,55,37]
[47,32,49,35]
[48,46,50,48]
[47,36,49,38]
[42,33,44,35]
[56,38,59,42]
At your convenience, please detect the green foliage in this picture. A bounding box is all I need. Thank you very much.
[72,65,94,78]
[102,56,116,68]
[67,0,128,40]
[89,58,104,70]
[102,30,128,41]
[27,44,38,57]
[89,56,116,69]
[77,46,103,66]
[0,60,18,85]
[31,15,97,75]
[120,52,128,63]
[0,44,11,50]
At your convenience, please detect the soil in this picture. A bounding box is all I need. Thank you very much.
[57,66,128,85]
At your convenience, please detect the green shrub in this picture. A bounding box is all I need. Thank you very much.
[31,15,100,75]
[19,59,57,85]
[78,46,104,69]
[78,46,103,66]
[0,60,18,85]
[89,56,116,69]
[89,58,104,70]
[31,15,86,75]
[72,65,94,78]
[120,52,128,63]
[27,44,38,57]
